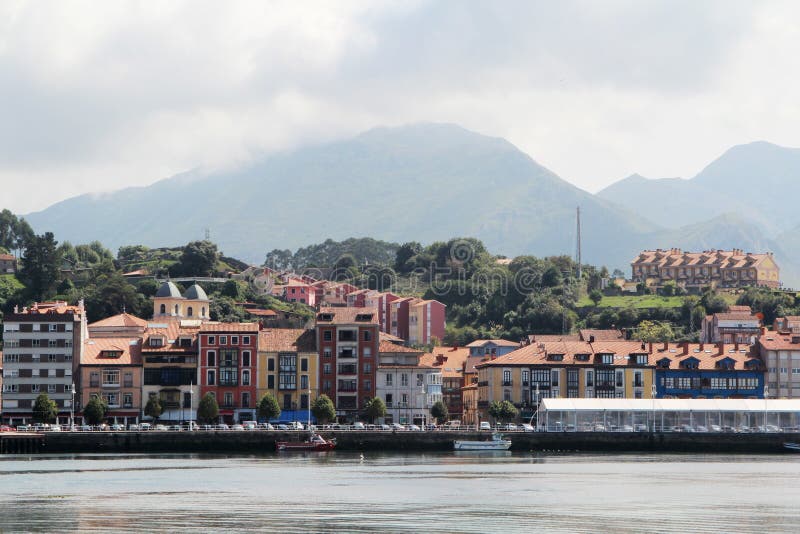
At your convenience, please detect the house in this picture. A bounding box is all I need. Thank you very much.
[80,337,142,426]
[408,300,446,346]
[283,279,316,306]
[419,346,470,421]
[631,248,780,290]
[315,307,379,422]
[257,329,318,421]
[199,322,260,423]
[759,331,800,398]
[466,339,520,358]
[0,253,17,274]
[377,342,442,425]
[1,301,87,426]
[700,307,761,344]
[88,312,148,339]
[153,280,211,321]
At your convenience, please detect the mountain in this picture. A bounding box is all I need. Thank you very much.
[598,141,800,235]
[23,123,657,268]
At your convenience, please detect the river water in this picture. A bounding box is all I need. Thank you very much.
[0,451,798,533]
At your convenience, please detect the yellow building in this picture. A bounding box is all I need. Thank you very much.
[257,329,318,419]
[475,340,656,423]
[153,281,211,321]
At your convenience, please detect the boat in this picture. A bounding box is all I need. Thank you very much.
[783,442,800,452]
[276,433,336,452]
[454,432,512,451]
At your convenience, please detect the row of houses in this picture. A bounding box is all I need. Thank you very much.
[0,282,444,426]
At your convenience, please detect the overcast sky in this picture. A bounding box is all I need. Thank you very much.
[2,0,799,213]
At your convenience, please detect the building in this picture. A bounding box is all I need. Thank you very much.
[466,339,520,359]
[257,328,317,421]
[141,320,201,423]
[377,341,442,425]
[199,322,260,423]
[419,346,470,421]
[80,337,142,425]
[1,301,87,426]
[88,312,148,339]
[0,253,17,274]
[408,299,446,346]
[153,280,211,321]
[700,306,762,344]
[462,383,478,426]
[283,279,317,306]
[315,307,379,422]
[759,331,800,398]
[474,340,657,423]
[631,249,780,290]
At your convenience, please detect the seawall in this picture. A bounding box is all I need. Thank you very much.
[3,430,797,454]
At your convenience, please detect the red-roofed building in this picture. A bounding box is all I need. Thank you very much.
[700,307,761,344]
[0,253,17,274]
[80,337,143,425]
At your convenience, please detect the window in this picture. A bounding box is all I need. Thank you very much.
[219,336,227,345]
[364,363,372,373]
[90,372,100,387]
[243,336,250,345]
[401,374,409,386]
[208,336,215,345]
[550,370,559,387]
[363,330,372,341]
[102,392,119,406]
[48,354,57,362]
[207,351,216,367]
[615,370,624,388]
[174,304,180,315]
[503,370,512,386]
[385,393,393,407]
[3,384,18,392]
[48,384,56,393]
[600,354,614,365]
[635,355,648,365]
[242,351,251,367]
[207,370,216,385]
[323,380,331,391]
[242,369,251,386]
[301,375,309,390]
[32,384,40,392]
[364,379,372,392]
[301,359,308,372]
[417,374,424,387]
[231,336,239,345]
[522,370,529,386]
[268,375,275,388]
[160,304,166,314]
[363,347,372,358]
[300,394,309,409]
[586,370,594,387]
[220,368,238,386]
[323,331,332,341]
[268,358,275,371]
[102,369,120,386]
[48,340,57,347]
[220,349,238,367]
[323,349,332,358]
[385,373,393,386]
[3,354,19,363]
[202,307,206,317]
[323,363,331,374]
[123,393,133,408]
[223,392,233,407]
[32,339,41,347]
[124,373,133,387]
[187,307,194,317]
[242,392,250,408]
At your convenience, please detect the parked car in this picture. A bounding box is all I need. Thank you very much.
[390,423,405,431]
[258,423,274,430]
[352,422,366,430]
[520,423,534,432]
[16,424,31,432]
[242,422,257,430]
[0,425,13,432]
[289,421,304,430]
[479,421,491,431]
[709,424,722,432]
[503,423,518,431]
[633,424,649,432]
[216,423,230,431]
[139,423,152,431]
[231,424,245,431]
[380,424,391,430]
[408,424,421,431]
[79,425,94,431]
[276,424,289,430]
[48,424,62,432]
[154,424,168,431]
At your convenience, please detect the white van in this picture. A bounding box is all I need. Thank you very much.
[479,421,491,431]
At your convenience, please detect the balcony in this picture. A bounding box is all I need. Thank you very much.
[102,381,120,388]
[338,349,356,358]
[123,381,134,388]
[220,402,238,409]
[161,401,180,409]
[385,402,393,408]
[338,386,358,393]
[337,365,358,375]
[89,381,100,388]
[502,380,513,387]
[521,381,529,387]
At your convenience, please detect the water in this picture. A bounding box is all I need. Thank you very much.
[0,451,798,533]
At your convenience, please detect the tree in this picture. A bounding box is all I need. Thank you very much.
[84,272,148,322]
[430,400,448,424]
[83,396,108,425]
[221,279,247,300]
[589,289,603,306]
[197,393,219,424]
[488,400,518,424]
[394,241,422,273]
[33,393,57,424]
[178,240,219,277]
[311,395,336,424]
[257,393,281,421]
[144,396,163,423]
[636,320,675,342]
[20,232,62,301]
[363,397,386,423]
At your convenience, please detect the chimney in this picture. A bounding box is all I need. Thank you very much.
[589,335,595,343]
[648,342,653,353]
[716,342,724,354]
[682,343,689,355]
[699,342,704,352]
[734,341,740,352]
[663,341,668,351]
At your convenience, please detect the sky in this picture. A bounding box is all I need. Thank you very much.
[2,0,800,213]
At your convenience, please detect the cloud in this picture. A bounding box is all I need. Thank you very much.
[0,0,797,214]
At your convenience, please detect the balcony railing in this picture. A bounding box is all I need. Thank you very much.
[502,380,513,386]
[89,381,100,388]
[102,382,120,388]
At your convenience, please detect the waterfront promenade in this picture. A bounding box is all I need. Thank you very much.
[2,429,798,454]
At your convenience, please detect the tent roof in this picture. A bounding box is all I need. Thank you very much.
[539,398,800,413]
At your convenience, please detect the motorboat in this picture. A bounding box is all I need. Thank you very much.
[453,432,511,451]
[783,442,800,452]
[276,433,336,452]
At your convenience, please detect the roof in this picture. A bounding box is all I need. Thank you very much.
[183,283,209,301]
[379,332,405,343]
[143,320,199,353]
[631,249,777,270]
[540,398,800,413]
[419,346,471,378]
[759,333,800,351]
[199,322,260,333]
[527,334,581,343]
[379,340,423,354]
[89,313,149,329]
[245,308,278,317]
[579,329,624,341]
[0,253,16,261]
[155,281,183,299]
[465,339,519,348]
[82,337,142,365]
[258,329,312,352]
[316,307,378,325]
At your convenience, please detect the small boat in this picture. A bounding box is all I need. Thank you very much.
[454,432,511,451]
[276,433,336,452]
[783,442,800,452]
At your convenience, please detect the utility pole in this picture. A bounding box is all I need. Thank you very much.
[576,206,582,279]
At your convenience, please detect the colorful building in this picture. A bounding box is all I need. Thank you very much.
[419,346,470,420]
[377,341,442,425]
[199,323,260,423]
[257,328,317,420]
[80,336,143,425]
[153,281,211,321]
[408,299,446,346]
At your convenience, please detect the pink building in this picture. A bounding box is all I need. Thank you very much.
[283,279,317,307]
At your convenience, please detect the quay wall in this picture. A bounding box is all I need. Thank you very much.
[3,431,797,454]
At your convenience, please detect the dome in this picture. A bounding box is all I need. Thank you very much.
[183,283,209,301]
[155,281,182,299]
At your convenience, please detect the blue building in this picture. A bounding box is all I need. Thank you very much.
[654,342,765,399]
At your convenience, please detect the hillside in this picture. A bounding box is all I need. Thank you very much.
[22,123,657,269]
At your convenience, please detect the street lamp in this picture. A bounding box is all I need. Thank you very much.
[70,382,76,431]
[189,381,194,431]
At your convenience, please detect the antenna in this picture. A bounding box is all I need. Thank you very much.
[204,228,211,241]
[575,206,582,279]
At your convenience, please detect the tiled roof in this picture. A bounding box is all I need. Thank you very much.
[379,340,423,354]
[631,249,775,269]
[258,329,312,352]
[379,332,405,343]
[420,346,470,378]
[465,339,519,348]
[579,329,624,341]
[199,322,260,333]
[142,320,199,353]
[759,333,800,351]
[82,337,142,365]
[316,307,378,325]
[246,308,278,317]
[0,253,15,261]
[89,313,149,329]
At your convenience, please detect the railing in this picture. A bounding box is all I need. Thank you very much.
[502,380,513,386]
[89,381,100,388]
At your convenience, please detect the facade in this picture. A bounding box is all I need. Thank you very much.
[408,300,446,346]
[199,323,260,423]
[1,301,86,425]
[466,339,520,358]
[654,342,763,399]
[80,337,142,425]
[475,340,657,423]
[315,307,379,421]
[283,280,317,306]
[257,329,317,420]
[419,346,470,420]
[700,307,762,344]
[631,249,780,290]
[759,331,800,399]
[0,253,17,274]
[377,342,442,425]
[462,383,478,426]
[141,320,200,423]
[153,281,211,321]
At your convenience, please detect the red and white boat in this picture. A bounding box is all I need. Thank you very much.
[276,433,336,452]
